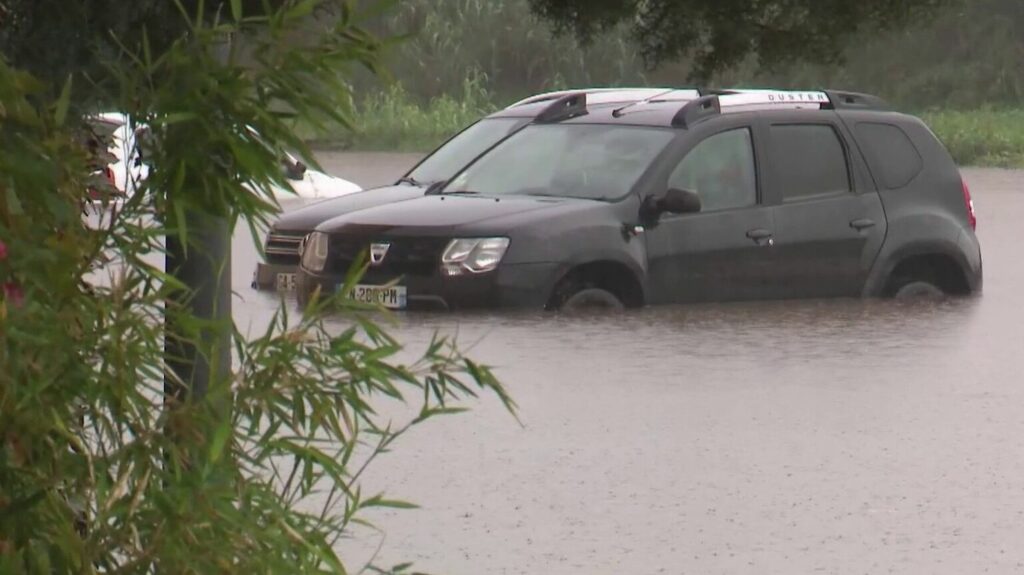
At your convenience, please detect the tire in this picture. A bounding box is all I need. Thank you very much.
[893,280,945,299]
[559,287,624,311]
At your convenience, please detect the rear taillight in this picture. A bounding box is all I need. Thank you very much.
[104,166,116,187]
[961,176,977,230]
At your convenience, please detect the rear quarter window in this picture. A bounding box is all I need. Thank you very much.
[855,122,923,189]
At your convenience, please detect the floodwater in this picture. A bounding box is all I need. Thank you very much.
[231,156,1024,575]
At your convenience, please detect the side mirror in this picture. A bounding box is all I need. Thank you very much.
[285,160,307,181]
[642,188,701,219]
[660,188,701,214]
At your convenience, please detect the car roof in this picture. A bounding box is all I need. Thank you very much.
[491,89,892,127]
[507,87,700,108]
[489,87,702,119]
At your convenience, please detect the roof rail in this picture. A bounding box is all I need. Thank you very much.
[697,88,744,97]
[671,95,721,128]
[534,92,588,123]
[508,87,701,108]
[718,91,832,112]
[824,90,890,110]
[672,89,891,127]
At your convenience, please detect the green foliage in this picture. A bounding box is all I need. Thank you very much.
[923,108,1024,168]
[356,0,645,104]
[322,0,1024,166]
[712,0,1024,110]
[326,85,1024,168]
[315,76,499,151]
[343,0,1021,113]
[0,0,286,101]
[528,0,951,79]
[0,1,512,572]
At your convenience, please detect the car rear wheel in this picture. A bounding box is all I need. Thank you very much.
[893,280,945,299]
[559,287,624,311]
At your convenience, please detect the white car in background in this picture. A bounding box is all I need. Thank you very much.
[88,113,361,202]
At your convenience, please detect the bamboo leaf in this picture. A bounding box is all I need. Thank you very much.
[54,75,72,126]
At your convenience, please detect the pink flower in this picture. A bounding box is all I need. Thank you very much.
[3,282,23,308]
[0,240,6,261]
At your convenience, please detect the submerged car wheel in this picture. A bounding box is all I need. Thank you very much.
[893,280,946,299]
[559,288,624,311]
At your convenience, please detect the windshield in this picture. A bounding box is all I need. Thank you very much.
[442,124,675,201]
[405,118,523,184]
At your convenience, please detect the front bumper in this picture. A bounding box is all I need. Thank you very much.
[296,262,560,310]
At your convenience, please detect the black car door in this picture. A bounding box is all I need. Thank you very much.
[643,119,776,304]
[761,114,887,298]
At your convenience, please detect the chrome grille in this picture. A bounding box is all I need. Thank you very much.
[264,231,306,264]
[329,236,448,278]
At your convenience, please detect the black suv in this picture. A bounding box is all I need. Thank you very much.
[297,89,983,311]
[254,88,698,289]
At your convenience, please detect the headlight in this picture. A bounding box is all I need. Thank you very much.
[301,231,329,272]
[441,237,510,276]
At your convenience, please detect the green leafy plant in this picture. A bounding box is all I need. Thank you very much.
[0,2,513,573]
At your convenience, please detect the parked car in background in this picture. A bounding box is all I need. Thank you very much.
[296,89,982,311]
[254,87,701,290]
[87,113,361,204]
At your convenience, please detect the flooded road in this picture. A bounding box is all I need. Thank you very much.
[232,157,1024,574]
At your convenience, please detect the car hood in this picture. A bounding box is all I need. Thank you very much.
[272,185,426,232]
[271,169,361,201]
[316,194,605,235]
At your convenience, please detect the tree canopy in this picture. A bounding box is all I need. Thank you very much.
[527,0,952,79]
[0,0,296,99]
[3,0,956,91]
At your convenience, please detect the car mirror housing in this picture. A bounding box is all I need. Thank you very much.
[642,188,701,220]
[660,188,701,214]
[285,159,307,181]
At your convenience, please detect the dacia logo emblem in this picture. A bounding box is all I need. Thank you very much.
[369,242,390,266]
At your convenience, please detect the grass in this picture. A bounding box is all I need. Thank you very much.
[307,81,500,152]
[922,108,1024,168]
[311,87,1024,169]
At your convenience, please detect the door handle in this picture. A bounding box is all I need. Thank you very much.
[746,228,774,246]
[850,218,876,231]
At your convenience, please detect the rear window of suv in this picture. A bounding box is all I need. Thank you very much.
[770,124,851,200]
[855,122,923,189]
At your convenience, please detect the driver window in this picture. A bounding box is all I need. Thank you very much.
[668,128,757,212]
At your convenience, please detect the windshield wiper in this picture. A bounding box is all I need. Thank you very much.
[440,190,481,195]
[520,191,611,202]
[396,176,423,186]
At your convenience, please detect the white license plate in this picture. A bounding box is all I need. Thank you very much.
[275,272,296,291]
[349,284,407,309]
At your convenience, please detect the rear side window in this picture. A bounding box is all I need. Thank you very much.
[770,124,851,200]
[855,122,923,189]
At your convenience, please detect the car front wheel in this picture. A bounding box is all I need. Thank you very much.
[558,287,624,311]
[893,280,946,299]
